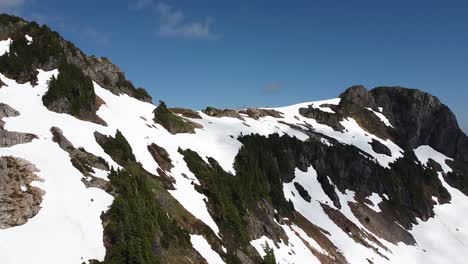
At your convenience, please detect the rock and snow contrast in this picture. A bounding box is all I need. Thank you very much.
[1,14,468,264]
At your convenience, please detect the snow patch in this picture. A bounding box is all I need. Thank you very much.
[94,83,221,236]
[250,223,322,264]
[0,38,12,56]
[25,34,33,45]
[366,193,382,213]
[190,235,225,264]
[284,166,390,263]
[309,98,341,113]
[366,108,394,128]
[414,145,453,173]
[0,70,114,264]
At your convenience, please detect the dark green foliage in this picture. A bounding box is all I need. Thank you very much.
[179,135,303,248]
[445,160,468,196]
[235,133,297,215]
[235,133,453,226]
[153,101,197,134]
[180,149,249,246]
[97,130,136,167]
[42,63,96,115]
[0,14,24,25]
[0,34,34,77]
[382,151,450,218]
[114,72,152,102]
[102,163,190,264]
[116,72,136,90]
[225,254,242,264]
[262,243,277,264]
[135,87,152,101]
[0,23,64,81]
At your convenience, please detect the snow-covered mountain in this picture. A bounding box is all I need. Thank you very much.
[1,14,467,264]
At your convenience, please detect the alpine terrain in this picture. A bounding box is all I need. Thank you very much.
[0,14,467,264]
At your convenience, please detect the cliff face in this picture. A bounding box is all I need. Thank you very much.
[340,85,468,162]
[0,14,467,264]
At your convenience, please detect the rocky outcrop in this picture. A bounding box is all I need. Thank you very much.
[169,107,202,119]
[239,108,283,120]
[339,85,377,109]
[340,85,468,163]
[51,127,109,190]
[0,130,36,147]
[0,103,19,128]
[0,14,152,102]
[0,156,44,229]
[321,203,389,259]
[299,106,345,131]
[154,101,202,134]
[148,143,173,172]
[370,139,392,156]
[0,103,37,147]
[202,106,245,120]
[349,200,416,246]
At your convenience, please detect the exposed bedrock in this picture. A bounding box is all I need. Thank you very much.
[0,156,44,229]
[340,85,468,163]
[0,103,37,148]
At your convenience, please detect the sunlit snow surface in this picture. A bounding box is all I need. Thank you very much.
[25,34,33,45]
[0,38,12,56]
[0,68,467,264]
[190,234,225,264]
[250,222,322,264]
[280,162,468,264]
[0,71,114,263]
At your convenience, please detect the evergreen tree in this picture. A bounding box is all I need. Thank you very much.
[262,242,276,264]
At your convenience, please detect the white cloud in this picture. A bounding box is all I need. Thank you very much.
[156,2,217,39]
[129,1,218,39]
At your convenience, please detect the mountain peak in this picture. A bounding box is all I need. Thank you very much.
[0,14,467,264]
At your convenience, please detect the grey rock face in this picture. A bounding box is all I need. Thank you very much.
[370,139,392,156]
[340,85,468,163]
[339,85,377,109]
[0,104,37,147]
[202,106,245,121]
[299,106,345,131]
[0,103,19,128]
[0,156,44,229]
[239,108,283,120]
[0,130,36,147]
[372,87,467,163]
[51,127,109,173]
[46,97,71,114]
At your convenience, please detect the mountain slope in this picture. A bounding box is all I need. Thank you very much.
[0,14,467,264]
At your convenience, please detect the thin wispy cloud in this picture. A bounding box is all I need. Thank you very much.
[23,13,111,46]
[156,2,216,39]
[129,0,218,39]
[263,82,282,94]
[0,0,26,13]
[83,27,110,45]
[128,0,152,10]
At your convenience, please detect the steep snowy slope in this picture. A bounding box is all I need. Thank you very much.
[1,14,468,264]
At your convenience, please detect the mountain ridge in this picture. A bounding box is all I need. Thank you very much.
[0,14,467,264]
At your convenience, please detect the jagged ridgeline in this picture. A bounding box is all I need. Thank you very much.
[2,13,468,264]
[0,14,152,111]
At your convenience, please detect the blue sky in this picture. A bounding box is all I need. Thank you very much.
[2,0,468,133]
